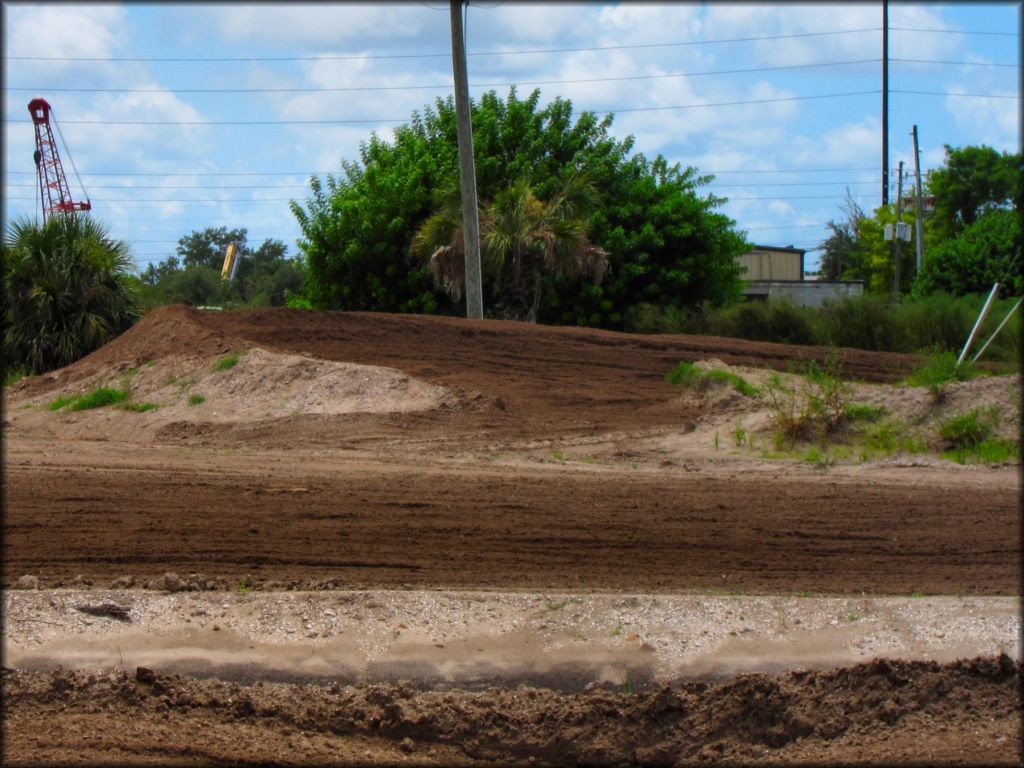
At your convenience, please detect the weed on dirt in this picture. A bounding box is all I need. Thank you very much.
[48,387,130,412]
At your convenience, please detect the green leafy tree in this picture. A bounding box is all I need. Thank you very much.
[928,145,1022,235]
[915,209,1022,297]
[2,215,139,374]
[291,87,747,326]
[412,174,607,322]
[176,226,248,271]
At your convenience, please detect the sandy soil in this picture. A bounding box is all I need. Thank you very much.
[3,304,1021,766]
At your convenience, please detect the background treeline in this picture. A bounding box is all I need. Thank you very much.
[134,226,304,312]
[642,293,1020,364]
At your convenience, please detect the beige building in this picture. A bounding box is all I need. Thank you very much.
[738,244,863,309]
[737,244,805,281]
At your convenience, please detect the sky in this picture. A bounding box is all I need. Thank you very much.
[2,1,1020,274]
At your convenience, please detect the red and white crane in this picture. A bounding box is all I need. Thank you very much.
[27,97,91,221]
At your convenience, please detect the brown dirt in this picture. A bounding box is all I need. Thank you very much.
[3,304,1022,765]
[2,656,1020,766]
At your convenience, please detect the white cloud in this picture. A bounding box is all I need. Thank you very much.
[210,4,432,47]
[6,4,126,59]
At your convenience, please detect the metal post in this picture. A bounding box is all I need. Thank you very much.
[912,125,925,275]
[957,283,1000,366]
[971,297,1021,363]
[449,0,484,320]
[893,160,903,298]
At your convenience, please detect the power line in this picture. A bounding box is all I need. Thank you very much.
[2,90,884,125]
[5,179,881,190]
[6,58,883,94]
[1,166,882,176]
[891,57,1020,68]
[891,89,1019,99]
[2,27,882,62]
[889,26,1018,36]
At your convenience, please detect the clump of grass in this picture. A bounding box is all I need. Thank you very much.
[49,386,130,412]
[666,361,758,398]
[214,351,244,371]
[122,402,160,413]
[844,403,886,422]
[863,418,927,456]
[942,438,1019,465]
[803,446,837,469]
[906,350,980,403]
[731,424,747,447]
[46,394,76,411]
[188,394,206,406]
[4,366,30,387]
[938,407,998,450]
[69,387,130,411]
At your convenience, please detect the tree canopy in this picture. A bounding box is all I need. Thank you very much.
[818,145,1021,299]
[138,227,302,309]
[2,215,139,375]
[290,88,747,327]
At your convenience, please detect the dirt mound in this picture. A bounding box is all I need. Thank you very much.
[3,655,1019,765]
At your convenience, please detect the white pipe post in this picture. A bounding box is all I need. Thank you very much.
[971,297,1022,363]
[957,283,1000,366]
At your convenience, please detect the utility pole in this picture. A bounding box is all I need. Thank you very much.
[911,124,925,275]
[449,0,484,319]
[881,0,889,207]
[893,160,904,298]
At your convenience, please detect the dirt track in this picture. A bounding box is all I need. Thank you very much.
[3,305,1022,765]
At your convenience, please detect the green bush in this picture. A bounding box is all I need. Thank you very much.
[666,361,758,397]
[681,292,1020,364]
[214,353,241,371]
[942,438,1019,465]
[122,402,159,412]
[844,403,886,422]
[188,394,206,406]
[48,386,130,412]
[939,408,998,449]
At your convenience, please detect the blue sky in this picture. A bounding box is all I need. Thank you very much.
[2,2,1019,274]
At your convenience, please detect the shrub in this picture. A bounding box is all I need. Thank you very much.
[908,350,981,402]
[844,403,886,422]
[214,352,242,371]
[122,402,159,412]
[666,362,758,397]
[942,438,1019,465]
[188,394,206,406]
[939,408,998,449]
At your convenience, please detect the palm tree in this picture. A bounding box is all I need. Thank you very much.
[2,214,139,375]
[413,174,607,322]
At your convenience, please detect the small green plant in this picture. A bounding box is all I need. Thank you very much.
[713,431,720,450]
[705,369,759,397]
[666,361,758,397]
[188,394,206,406]
[665,361,702,389]
[906,350,980,403]
[122,402,160,413]
[621,670,634,695]
[72,387,130,411]
[939,407,998,450]
[237,576,253,593]
[863,418,927,456]
[214,352,243,371]
[731,425,747,447]
[909,590,925,598]
[795,590,819,598]
[49,386,131,412]
[612,623,623,637]
[803,446,837,469]
[942,438,1019,465]
[845,612,862,622]
[550,449,565,461]
[844,403,886,422]
[4,366,29,387]
[546,598,570,611]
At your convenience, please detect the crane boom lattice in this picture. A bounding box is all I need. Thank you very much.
[28,98,91,221]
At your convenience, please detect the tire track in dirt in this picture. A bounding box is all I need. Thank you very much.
[5,459,1018,594]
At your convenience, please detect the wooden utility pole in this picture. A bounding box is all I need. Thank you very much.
[911,125,925,274]
[893,160,903,298]
[882,0,889,207]
[449,0,484,319]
